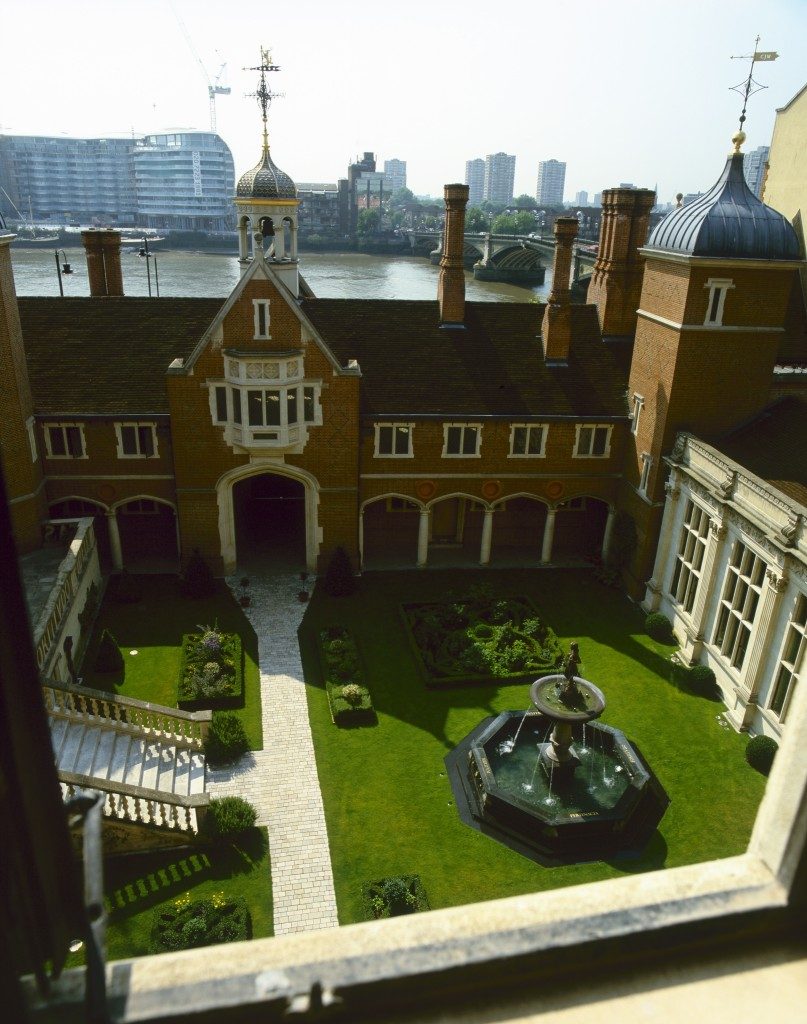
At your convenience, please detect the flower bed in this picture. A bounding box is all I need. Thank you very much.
[361,874,429,920]
[319,626,376,726]
[150,892,250,953]
[177,624,243,710]
[401,586,563,688]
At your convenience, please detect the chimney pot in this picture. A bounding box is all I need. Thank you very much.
[438,183,469,326]
[541,216,579,363]
[81,228,124,297]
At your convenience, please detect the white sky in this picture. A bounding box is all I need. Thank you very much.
[2,0,805,204]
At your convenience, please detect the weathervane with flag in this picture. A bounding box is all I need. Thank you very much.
[730,36,779,137]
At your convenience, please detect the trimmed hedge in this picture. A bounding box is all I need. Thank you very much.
[745,735,778,776]
[688,664,717,697]
[318,626,376,726]
[205,712,249,765]
[645,612,674,643]
[201,796,257,839]
[361,874,429,920]
[401,590,563,688]
[177,628,243,709]
[323,546,357,597]
[180,549,217,599]
[150,893,250,953]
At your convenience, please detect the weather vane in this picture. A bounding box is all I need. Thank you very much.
[244,47,284,151]
[729,35,778,149]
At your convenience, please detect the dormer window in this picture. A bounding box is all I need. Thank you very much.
[704,278,734,326]
[253,299,271,339]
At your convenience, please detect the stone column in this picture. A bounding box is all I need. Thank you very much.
[273,218,286,259]
[730,569,789,730]
[174,510,182,562]
[238,218,250,262]
[601,505,617,563]
[417,508,430,567]
[107,510,123,571]
[643,477,682,611]
[541,508,556,564]
[358,507,364,570]
[479,509,494,565]
[289,220,298,260]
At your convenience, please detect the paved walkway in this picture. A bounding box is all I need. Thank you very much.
[207,573,339,935]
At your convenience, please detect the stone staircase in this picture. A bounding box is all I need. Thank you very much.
[44,681,212,847]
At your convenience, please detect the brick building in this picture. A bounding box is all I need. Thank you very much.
[3,124,807,738]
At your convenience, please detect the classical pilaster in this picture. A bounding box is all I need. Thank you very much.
[479,509,494,565]
[729,569,789,730]
[417,509,430,567]
[541,508,556,564]
[642,478,681,611]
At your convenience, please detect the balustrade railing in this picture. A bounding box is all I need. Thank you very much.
[43,680,212,747]
[60,772,209,835]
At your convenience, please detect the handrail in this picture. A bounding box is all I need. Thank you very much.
[60,772,209,835]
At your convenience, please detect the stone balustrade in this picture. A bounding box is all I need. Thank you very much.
[60,772,209,835]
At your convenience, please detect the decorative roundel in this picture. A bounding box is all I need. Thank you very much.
[97,483,116,503]
[416,480,437,500]
[546,480,564,500]
[481,480,502,500]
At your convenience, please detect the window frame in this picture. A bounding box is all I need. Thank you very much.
[43,422,87,460]
[252,299,271,339]
[442,423,482,458]
[573,423,612,458]
[703,277,735,326]
[668,499,709,615]
[767,593,806,723]
[114,421,158,460]
[509,423,547,458]
[711,539,766,671]
[631,393,644,436]
[638,451,652,495]
[374,423,415,459]
[26,416,38,462]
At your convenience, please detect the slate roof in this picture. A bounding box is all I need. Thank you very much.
[236,146,297,200]
[647,153,801,261]
[300,299,631,419]
[18,297,224,415]
[718,397,807,508]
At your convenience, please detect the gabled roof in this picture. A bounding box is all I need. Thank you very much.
[299,299,631,418]
[19,297,223,415]
[718,397,807,507]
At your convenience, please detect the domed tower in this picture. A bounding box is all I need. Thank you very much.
[620,130,802,590]
[234,48,299,295]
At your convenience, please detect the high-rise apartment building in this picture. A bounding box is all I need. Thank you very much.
[383,159,407,192]
[574,190,589,207]
[0,131,235,230]
[465,158,485,206]
[743,145,769,199]
[536,159,566,206]
[484,152,516,205]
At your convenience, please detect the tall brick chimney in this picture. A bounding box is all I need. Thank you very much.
[438,183,469,326]
[81,229,124,297]
[587,188,655,337]
[541,216,579,363]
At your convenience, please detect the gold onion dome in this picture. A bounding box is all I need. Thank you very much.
[236,145,297,200]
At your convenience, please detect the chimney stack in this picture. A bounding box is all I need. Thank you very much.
[81,229,124,297]
[587,188,655,337]
[541,216,579,363]
[438,183,469,326]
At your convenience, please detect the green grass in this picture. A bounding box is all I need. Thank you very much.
[300,569,767,925]
[67,828,272,965]
[81,575,262,750]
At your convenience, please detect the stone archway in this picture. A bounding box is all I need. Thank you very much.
[552,497,610,562]
[489,495,548,566]
[112,496,179,570]
[360,494,421,569]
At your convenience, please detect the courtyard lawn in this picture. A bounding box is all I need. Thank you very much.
[66,828,272,966]
[81,575,262,750]
[300,569,768,925]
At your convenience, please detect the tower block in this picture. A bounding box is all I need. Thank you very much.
[0,227,46,551]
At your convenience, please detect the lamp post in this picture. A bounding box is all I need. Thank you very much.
[138,236,160,297]
[54,249,73,297]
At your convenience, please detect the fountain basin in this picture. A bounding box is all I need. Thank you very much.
[446,711,669,863]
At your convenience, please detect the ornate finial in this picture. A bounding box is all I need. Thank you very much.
[732,130,747,154]
[244,47,283,154]
[729,36,778,141]
[675,193,683,209]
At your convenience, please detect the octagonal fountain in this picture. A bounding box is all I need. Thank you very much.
[445,644,669,863]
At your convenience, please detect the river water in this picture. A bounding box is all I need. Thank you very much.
[10,245,553,302]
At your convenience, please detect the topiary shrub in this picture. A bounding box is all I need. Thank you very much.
[645,612,674,643]
[150,893,250,953]
[341,683,364,706]
[688,664,717,697]
[108,570,142,604]
[745,735,778,776]
[204,712,249,765]
[180,548,216,599]
[362,874,429,920]
[323,546,357,597]
[93,628,124,673]
[202,796,257,839]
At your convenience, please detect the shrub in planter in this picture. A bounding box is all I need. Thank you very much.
[150,893,250,953]
[108,570,142,604]
[178,627,242,707]
[205,712,249,765]
[645,612,674,643]
[745,735,778,776]
[202,796,257,839]
[323,546,357,597]
[180,548,216,599]
[688,664,717,696]
[94,628,124,673]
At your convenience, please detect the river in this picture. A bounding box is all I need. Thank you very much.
[9,246,553,302]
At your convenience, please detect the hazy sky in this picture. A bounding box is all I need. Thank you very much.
[2,0,805,204]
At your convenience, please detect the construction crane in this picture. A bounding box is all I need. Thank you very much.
[168,0,231,132]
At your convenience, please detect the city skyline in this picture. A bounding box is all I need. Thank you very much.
[1,1,805,205]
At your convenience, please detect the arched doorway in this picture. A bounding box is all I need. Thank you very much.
[427,495,481,567]
[552,497,609,562]
[49,497,111,570]
[361,495,420,569]
[489,496,548,566]
[115,497,179,570]
[232,473,306,570]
